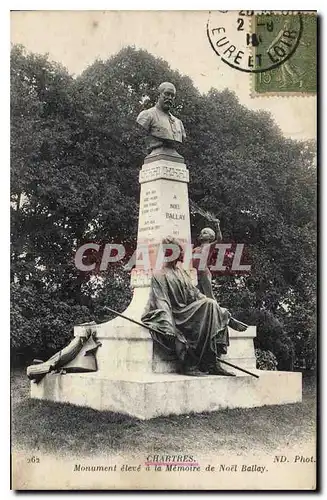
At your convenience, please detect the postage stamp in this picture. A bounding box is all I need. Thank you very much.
[10,9,317,492]
[252,13,317,95]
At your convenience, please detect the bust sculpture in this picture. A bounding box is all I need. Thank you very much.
[136,82,186,155]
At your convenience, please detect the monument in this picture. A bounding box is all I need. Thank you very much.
[29,82,302,419]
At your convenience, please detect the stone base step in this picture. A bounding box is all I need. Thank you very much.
[30,370,302,420]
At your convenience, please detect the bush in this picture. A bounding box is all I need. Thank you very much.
[255,348,278,371]
[10,264,133,366]
[232,308,295,371]
[90,263,132,322]
[11,282,92,366]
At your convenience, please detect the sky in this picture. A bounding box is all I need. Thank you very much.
[10,10,316,140]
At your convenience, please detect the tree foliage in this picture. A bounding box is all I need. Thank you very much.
[11,44,316,368]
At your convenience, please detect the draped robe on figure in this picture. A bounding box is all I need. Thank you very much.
[141,265,230,365]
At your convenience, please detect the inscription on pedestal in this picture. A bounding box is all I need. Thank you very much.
[134,159,192,288]
[139,162,189,184]
[131,269,152,287]
[139,188,160,233]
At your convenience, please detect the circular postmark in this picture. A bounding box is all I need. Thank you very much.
[207,11,303,73]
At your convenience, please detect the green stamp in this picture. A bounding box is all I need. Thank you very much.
[253,14,317,94]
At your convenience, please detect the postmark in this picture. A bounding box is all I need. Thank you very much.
[207,11,303,74]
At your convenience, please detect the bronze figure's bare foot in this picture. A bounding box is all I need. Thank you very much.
[181,365,208,377]
[208,363,236,377]
[184,368,208,377]
[229,317,248,332]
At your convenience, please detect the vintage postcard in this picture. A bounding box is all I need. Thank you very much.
[10,10,317,490]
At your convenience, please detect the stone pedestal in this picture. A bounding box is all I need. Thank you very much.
[30,151,302,418]
[31,370,302,420]
[131,150,192,289]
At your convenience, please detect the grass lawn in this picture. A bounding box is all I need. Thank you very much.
[11,368,316,459]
